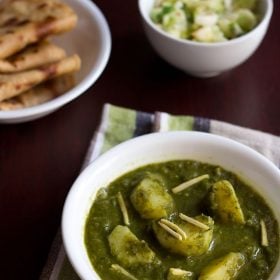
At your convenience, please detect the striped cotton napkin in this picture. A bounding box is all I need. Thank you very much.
[40,103,280,280]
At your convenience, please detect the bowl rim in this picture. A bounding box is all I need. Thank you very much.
[0,0,111,121]
[62,131,280,280]
[138,0,274,48]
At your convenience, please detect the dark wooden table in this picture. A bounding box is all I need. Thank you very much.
[0,0,279,279]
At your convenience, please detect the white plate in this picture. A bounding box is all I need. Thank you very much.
[0,0,111,123]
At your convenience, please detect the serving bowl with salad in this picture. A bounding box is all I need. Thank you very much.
[138,0,273,77]
[62,131,280,280]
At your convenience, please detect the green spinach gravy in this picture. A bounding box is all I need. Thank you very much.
[84,160,279,280]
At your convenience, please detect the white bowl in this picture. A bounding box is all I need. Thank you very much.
[62,131,280,280]
[0,0,111,124]
[138,0,273,78]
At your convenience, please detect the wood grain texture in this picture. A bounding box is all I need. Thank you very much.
[0,0,279,279]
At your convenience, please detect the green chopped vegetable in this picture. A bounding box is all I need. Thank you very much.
[150,0,258,42]
[232,0,257,10]
[192,25,226,42]
[236,9,257,31]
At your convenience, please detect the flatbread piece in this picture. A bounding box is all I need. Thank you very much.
[0,74,75,110]
[0,54,81,102]
[0,40,66,72]
[0,0,77,59]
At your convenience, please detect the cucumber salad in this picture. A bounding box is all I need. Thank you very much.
[150,0,259,42]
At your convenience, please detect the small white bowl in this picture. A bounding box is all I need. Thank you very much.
[62,131,280,280]
[138,0,273,78]
[0,0,111,124]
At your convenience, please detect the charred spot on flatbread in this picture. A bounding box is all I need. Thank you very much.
[0,74,75,110]
[0,0,81,110]
[0,41,66,73]
[0,0,77,59]
[0,54,81,102]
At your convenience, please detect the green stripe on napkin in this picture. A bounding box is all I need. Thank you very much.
[167,115,194,131]
[154,112,194,132]
[101,104,137,153]
[41,103,280,280]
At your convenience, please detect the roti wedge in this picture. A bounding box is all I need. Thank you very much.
[0,0,77,59]
[0,74,75,110]
[0,41,66,73]
[0,54,81,102]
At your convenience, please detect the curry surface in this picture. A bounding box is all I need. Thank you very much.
[84,160,279,280]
